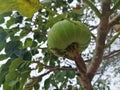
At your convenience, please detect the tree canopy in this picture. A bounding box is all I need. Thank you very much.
[0,0,120,90]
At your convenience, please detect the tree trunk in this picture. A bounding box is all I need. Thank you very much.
[78,74,93,90]
[87,0,111,81]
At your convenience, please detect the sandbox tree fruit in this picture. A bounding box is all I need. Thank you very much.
[47,20,91,57]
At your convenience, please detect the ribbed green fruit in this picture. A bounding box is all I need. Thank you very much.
[47,20,91,57]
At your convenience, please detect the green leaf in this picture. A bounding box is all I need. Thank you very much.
[0,41,6,51]
[5,41,21,56]
[6,17,16,27]
[31,41,38,47]
[0,54,7,61]
[22,51,32,60]
[16,0,40,17]
[0,30,7,51]
[68,0,73,3]
[19,70,30,90]
[20,29,30,38]
[55,71,66,82]
[34,32,47,43]
[9,58,24,72]
[34,83,40,90]
[0,59,13,85]
[0,0,40,18]
[0,0,17,15]
[11,36,20,41]
[1,11,12,17]
[66,71,75,79]
[0,15,4,24]
[44,78,50,90]
[24,38,33,48]
[0,32,7,42]
[49,59,55,66]
[9,80,19,87]
[0,27,4,32]
[111,0,120,14]
[3,71,19,90]
[17,61,31,72]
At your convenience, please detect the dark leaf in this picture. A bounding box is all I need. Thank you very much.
[0,59,13,85]
[22,51,32,60]
[9,58,24,72]
[68,0,73,3]
[55,71,66,82]
[0,54,7,61]
[0,40,6,51]
[24,38,33,48]
[44,78,50,90]
[7,17,16,27]
[5,41,22,56]
[20,29,30,38]
[0,32,7,42]
[34,83,40,90]
[0,15,4,24]
[66,71,75,79]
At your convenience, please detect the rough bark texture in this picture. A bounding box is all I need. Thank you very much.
[87,1,111,81]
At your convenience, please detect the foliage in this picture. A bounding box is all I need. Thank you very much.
[0,0,120,90]
[0,0,40,17]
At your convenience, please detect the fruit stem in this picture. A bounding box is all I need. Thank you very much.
[71,44,93,90]
[72,48,86,74]
[67,42,87,73]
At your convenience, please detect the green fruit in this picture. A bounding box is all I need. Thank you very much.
[47,20,91,57]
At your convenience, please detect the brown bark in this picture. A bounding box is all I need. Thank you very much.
[87,1,111,81]
[73,50,93,90]
[109,14,120,27]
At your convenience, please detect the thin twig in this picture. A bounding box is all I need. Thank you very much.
[33,61,77,71]
[105,31,120,48]
[103,49,120,60]
[109,14,120,27]
[85,49,120,62]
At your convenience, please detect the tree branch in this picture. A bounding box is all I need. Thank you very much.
[87,1,111,81]
[24,61,77,89]
[109,14,120,27]
[70,46,93,90]
[85,49,120,62]
[33,61,77,71]
[24,70,52,90]
[105,31,120,48]
[103,49,120,60]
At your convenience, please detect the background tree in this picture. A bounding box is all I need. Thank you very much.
[0,0,120,90]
